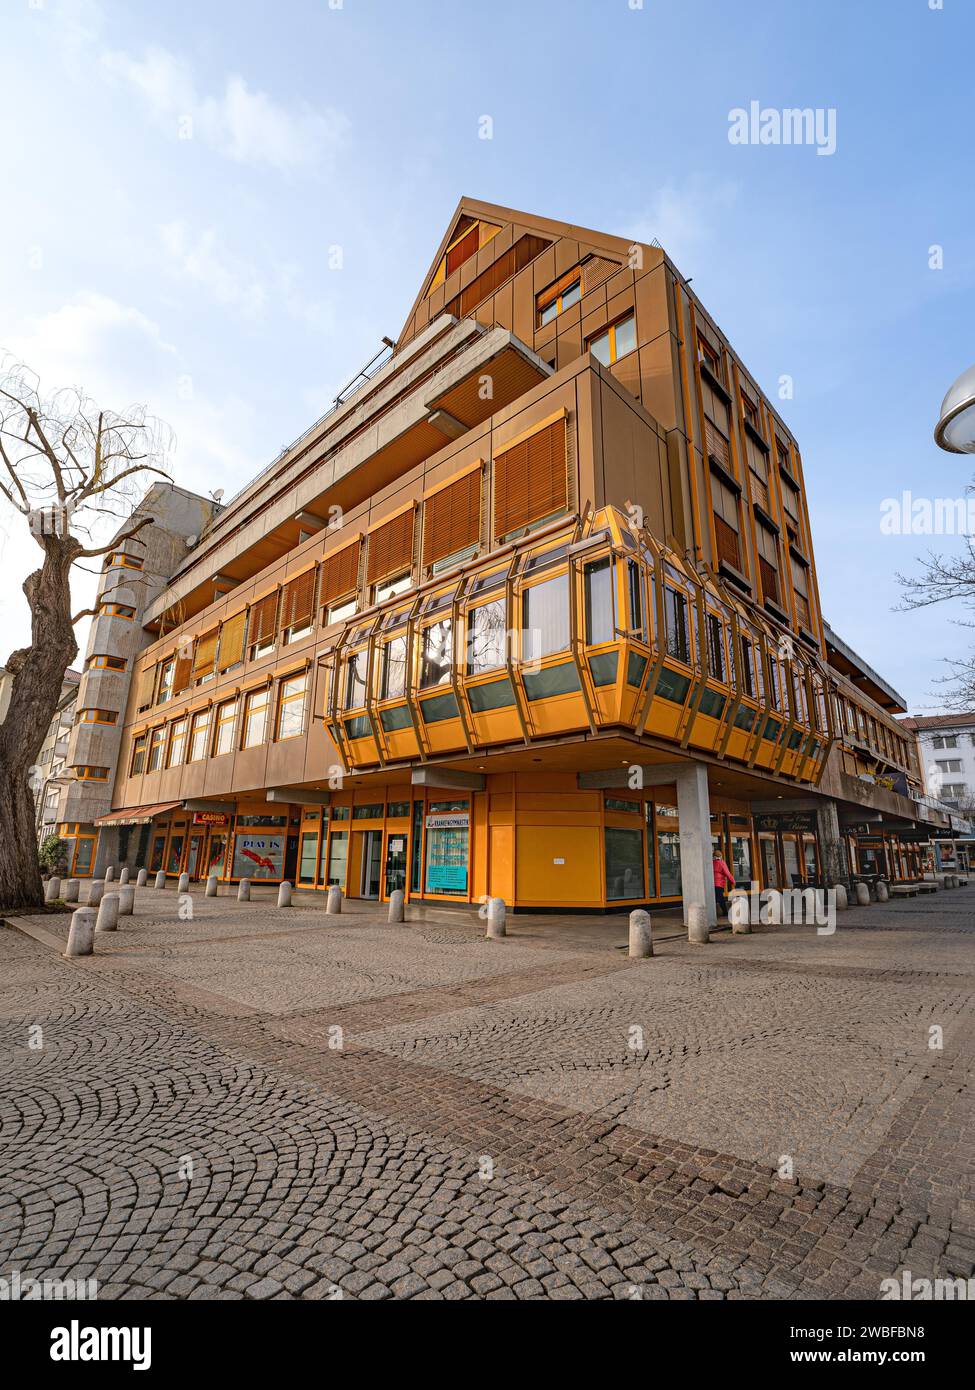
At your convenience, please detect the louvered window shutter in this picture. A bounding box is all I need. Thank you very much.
[192,629,218,678]
[423,470,481,566]
[136,665,155,709]
[493,417,567,540]
[218,612,246,670]
[282,568,317,629]
[173,653,193,694]
[250,592,279,644]
[367,510,415,584]
[320,540,360,604]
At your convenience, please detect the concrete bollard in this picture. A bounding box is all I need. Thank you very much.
[44,877,62,904]
[177,872,190,893]
[486,897,506,939]
[729,895,751,934]
[205,873,218,898]
[833,883,848,911]
[326,885,343,915]
[388,889,405,923]
[854,881,871,906]
[95,894,120,933]
[946,874,958,889]
[119,866,130,885]
[104,866,114,882]
[63,879,80,903]
[154,870,166,889]
[628,909,653,957]
[237,878,251,902]
[277,881,292,908]
[87,880,104,907]
[118,885,135,916]
[136,868,148,887]
[687,904,710,944]
[875,880,890,903]
[762,889,783,926]
[65,908,95,957]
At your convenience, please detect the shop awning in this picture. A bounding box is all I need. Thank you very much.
[94,801,181,827]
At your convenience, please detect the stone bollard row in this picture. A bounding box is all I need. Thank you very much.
[237,878,251,902]
[325,885,343,915]
[154,870,166,889]
[205,874,219,898]
[118,885,135,916]
[63,879,80,903]
[854,881,871,906]
[136,868,148,887]
[87,880,104,908]
[177,872,190,893]
[95,894,119,933]
[833,883,848,911]
[687,904,710,944]
[65,908,95,957]
[388,889,405,924]
[875,880,890,903]
[486,897,506,939]
[119,866,130,885]
[277,881,292,908]
[628,909,652,958]
[104,866,114,882]
[729,894,751,934]
[44,877,61,904]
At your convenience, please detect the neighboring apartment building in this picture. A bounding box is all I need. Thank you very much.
[56,199,961,912]
[33,669,81,842]
[900,712,975,812]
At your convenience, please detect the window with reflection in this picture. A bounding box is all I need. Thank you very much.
[522,573,569,662]
[706,613,726,682]
[584,558,614,645]
[664,586,690,663]
[627,560,644,639]
[468,599,506,674]
[420,620,453,687]
[380,636,407,700]
[345,650,368,708]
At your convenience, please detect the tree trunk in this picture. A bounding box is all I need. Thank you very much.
[0,538,78,912]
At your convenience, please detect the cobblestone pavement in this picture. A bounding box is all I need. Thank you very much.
[1,886,972,1300]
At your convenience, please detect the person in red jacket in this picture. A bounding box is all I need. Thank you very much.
[712,848,736,918]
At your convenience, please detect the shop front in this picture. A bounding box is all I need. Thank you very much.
[752,811,821,890]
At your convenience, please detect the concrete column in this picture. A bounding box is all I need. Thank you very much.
[687,904,710,944]
[388,889,405,923]
[119,866,130,885]
[95,894,119,933]
[87,880,104,907]
[205,874,218,897]
[44,877,61,903]
[277,881,292,908]
[104,865,114,882]
[177,872,190,893]
[136,868,148,887]
[63,879,80,903]
[118,886,135,916]
[875,880,890,903]
[815,800,849,887]
[238,878,251,902]
[675,765,716,928]
[326,886,342,914]
[486,897,506,939]
[854,881,871,906]
[65,908,95,956]
[154,870,166,889]
[628,909,653,957]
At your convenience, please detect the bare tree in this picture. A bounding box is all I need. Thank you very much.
[0,356,173,910]
[898,517,975,711]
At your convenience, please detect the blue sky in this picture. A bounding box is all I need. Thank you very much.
[1,0,972,711]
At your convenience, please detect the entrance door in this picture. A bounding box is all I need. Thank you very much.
[384,831,407,897]
[360,830,382,899]
[186,833,205,879]
[759,834,779,890]
[802,837,818,885]
[782,836,801,888]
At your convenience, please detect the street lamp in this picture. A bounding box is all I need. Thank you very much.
[934,364,975,453]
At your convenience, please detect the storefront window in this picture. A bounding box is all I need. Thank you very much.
[523,574,569,662]
[326,830,348,888]
[166,835,185,875]
[731,834,752,885]
[424,801,469,895]
[207,834,228,878]
[298,832,319,885]
[233,830,285,879]
[150,834,166,872]
[657,831,682,897]
[605,827,644,900]
[410,801,424,892]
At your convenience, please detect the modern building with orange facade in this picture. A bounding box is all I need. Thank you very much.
[55,199,961,915]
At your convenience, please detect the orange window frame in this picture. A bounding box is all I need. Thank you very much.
[213,699,238,756]
[147,727,165,771]
[130,734,148,775]
[242,688,270,748]
[167,717,188,768]
[587,312,636,367]
[188,709,211,762]
[276,674,308,741]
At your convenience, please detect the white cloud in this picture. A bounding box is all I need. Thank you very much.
[160,222,267,319]
[626,177,741,273]
[101,45,348,172]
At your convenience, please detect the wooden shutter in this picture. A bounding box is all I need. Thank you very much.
[583,256,620,293]
[249,591,279,644]
[713,515,741,570]
[367,509,415,584]
[173,653,193,694]
[704,418,731,470]
[445,235,550,319]
[493,417,567,539]
[281,568,317,629]
[445,223,479,276]
[320,540,360,604]
[136,665,155,710]
[537,265,582,313]
[219,611,246,670]
[422,469,481,566]
[759,557,779,605]
[192,629,218,678]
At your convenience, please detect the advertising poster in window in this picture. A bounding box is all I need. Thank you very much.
[232,832,285,880]
[425,813,469,893]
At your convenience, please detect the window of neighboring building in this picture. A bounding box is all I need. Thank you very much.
[89,654,127,672]
[242,688,270,748]
[130,733,148,775]
[213,699,238,756]
[587,312,636,367]
[932,734,958,749]
[420,621,453,688]
[467,598,506,674]
[188,709,211,762]
[147,727,165,772]
[78,708,118,725]
[276,673,308,741]
[936,759,964,774]
[75,766,109,781]
[99,603,135,619]
[522,574,570,663]
[380,637,408,700]
[107,551,143,570]
[167,716,187,768]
